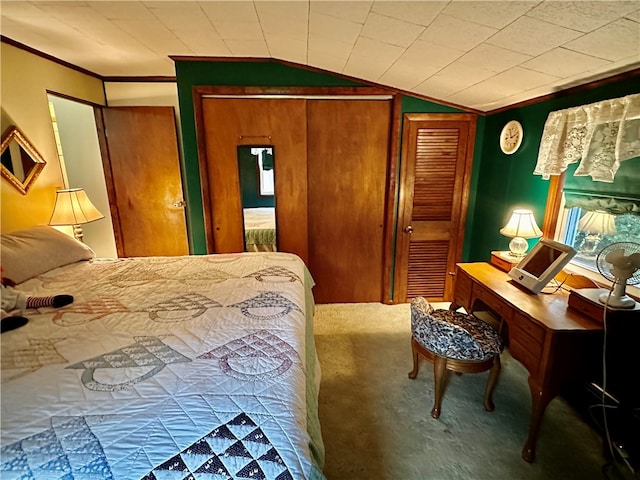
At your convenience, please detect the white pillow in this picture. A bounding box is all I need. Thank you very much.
[1,225,95,284]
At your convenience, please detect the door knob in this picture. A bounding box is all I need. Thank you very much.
[172,200,186,208]
[404,225,413,234]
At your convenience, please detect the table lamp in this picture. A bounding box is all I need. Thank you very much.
[577,210,616,255]
[500,208,542,257]
[49,188,104,242]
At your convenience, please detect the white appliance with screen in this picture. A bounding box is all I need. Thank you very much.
[508,238,577,294]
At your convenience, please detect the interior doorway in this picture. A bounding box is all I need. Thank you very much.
[47,93,117,257]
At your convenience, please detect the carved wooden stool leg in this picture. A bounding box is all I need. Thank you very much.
[483,355,501,412]
[408,337,420,379]
[431,355,447,419]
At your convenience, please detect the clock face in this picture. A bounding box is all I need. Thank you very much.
[500,120,523,154]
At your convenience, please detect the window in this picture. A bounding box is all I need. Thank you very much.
[252,147,274,196]
[557,207,640,274]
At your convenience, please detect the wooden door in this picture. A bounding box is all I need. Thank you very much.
[200,98,308,261]
[307,99,391,303]
[394,113,476,303]
[97,106,189,257]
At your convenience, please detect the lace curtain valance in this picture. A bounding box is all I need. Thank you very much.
[533,93,640,183]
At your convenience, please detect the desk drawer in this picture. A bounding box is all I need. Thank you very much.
[511,312,545,344]
[454,269,472,308]
[473,283,513,321]
[509,313,544,376]
[510,337,540,375]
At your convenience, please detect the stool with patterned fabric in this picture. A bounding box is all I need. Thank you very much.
[408,297,504,419]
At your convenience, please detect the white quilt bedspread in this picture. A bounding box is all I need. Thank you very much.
[1,252,325,480]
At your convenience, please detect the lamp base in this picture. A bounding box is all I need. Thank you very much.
[72,224,85,243]
[508,236,528,257]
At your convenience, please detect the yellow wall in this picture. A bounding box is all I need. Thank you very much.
[1,42,105,233]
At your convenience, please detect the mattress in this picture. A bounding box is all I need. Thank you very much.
[1,251,325,480]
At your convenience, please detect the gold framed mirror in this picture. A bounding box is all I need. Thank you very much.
[1,126,46,195]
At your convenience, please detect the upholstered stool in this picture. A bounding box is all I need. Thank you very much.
[408,297,503,419]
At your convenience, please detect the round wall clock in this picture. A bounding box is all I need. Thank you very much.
[500,120,523,154]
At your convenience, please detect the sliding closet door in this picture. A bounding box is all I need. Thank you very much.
[394,113,476,303]
[200,98,308,261]
[307,99,391,303]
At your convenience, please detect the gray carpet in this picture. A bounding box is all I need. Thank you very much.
[314,302,614,480]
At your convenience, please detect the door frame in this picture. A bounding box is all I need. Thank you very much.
[192,86,402,303]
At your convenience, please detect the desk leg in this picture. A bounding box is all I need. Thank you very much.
[523,378,553,463]
[449,301,462,312]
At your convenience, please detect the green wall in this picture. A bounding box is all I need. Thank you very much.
[175,58,638,272]
[175,59,471,254]
[473,76,640,262]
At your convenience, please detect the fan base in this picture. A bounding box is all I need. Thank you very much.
[599,292,637,309]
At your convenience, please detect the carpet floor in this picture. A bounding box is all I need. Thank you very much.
[314,302,617,480]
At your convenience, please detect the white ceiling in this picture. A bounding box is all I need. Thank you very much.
[2,0,639,112]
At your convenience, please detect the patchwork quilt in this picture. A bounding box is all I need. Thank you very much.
[1,252,325,480]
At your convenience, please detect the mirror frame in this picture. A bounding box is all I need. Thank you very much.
[1,126,46,195]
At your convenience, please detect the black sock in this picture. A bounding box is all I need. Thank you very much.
[1,316,28,333]
[53,295,74,308]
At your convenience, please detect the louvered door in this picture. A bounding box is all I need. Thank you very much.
[394,114,476,302]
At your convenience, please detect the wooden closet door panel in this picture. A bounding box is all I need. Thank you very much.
[201,98,308,260]
[100,106,188,257]
[307,99,391,303]
[394,114,476,303]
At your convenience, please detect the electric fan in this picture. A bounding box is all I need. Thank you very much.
[596,242,640,308]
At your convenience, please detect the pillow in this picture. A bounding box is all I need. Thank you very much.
[1,225,95,283]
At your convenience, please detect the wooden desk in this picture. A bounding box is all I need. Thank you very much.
[450,262,603,462]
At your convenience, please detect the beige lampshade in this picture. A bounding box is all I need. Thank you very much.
[49,188,104,226]
[577,211,616,235]
[500,209,543,239]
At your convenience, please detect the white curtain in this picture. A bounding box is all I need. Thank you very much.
[534,93,640,183]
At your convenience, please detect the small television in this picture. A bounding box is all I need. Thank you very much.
[508,238,577,294]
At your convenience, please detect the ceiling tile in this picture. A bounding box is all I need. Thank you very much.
[420,14,497,51]
[266,36,307,64]
[343,53,393,81]
[371,1,448,26]
[308,37,352,72]
[145,2,216,32]
[360,11,425,47]
[458,44,532,72]
[225,39,270,57]
[526,0,640,32]
[199,1,263,40]
[309,0,372,24]
[563,18,640,61]
[486,16,583,56]
[351,36,405,62]
[309,12,362,45]
[255,1,309,37]
[415,63,497,98]
[521,47,612,77]
[399,39,464,69]
[442,1,536,29]
[378,58,440,90]
[86,1,156,21]
[484,67,560,93]
[113,19,190,55]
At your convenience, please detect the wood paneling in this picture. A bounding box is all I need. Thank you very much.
[394,114,476,302]
[201,98,308,261]
[99,106,188,257]
[307,99,391,303]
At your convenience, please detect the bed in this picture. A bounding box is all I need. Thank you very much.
[1,225,325,480]
[243,207,277,252]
